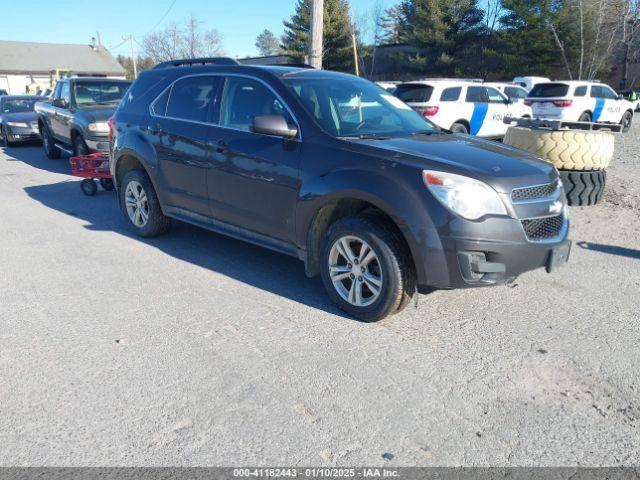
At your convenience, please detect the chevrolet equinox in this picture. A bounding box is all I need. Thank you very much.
[110,58,571,322]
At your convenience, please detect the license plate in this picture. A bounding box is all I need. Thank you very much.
[546,241,571,273]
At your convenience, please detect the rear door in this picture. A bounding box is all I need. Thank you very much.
[465,86,492,136]
[149,75,222,217]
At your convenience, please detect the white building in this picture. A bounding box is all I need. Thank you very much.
[0,40,126,95]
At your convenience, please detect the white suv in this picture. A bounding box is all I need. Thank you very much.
[394,80,531,138]
[526,81,634,132]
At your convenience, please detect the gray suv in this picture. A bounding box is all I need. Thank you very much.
[111,58,571,322]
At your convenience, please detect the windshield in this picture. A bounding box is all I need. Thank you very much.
[283,76,438,138]
[2,99,38,113]
[73,81,131,107]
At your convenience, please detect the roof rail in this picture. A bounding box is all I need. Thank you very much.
[154,57,240,69]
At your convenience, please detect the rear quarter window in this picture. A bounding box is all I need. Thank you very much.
[529,83,570,98]
[440,87,461,102]
[394,84,434,103]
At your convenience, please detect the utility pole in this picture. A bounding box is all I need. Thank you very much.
[125,35,138,79]
[309,0,324,69]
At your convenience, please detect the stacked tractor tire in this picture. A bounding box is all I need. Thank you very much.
[504,127,615,206]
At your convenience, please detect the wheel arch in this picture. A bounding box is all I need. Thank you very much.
[452,119,470,131]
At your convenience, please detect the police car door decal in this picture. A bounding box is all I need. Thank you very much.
[593,98,605,122]
[470,103,489,135]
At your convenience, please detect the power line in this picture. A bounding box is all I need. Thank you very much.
[143,0,178,37]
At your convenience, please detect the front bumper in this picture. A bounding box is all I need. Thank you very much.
[85,135,110,153]
[6,125,41,142]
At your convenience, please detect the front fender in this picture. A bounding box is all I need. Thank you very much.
[296,168,443,286]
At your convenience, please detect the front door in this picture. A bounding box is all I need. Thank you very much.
[206,76,302,243]
[150,75,222,217]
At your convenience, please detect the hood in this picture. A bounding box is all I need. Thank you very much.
[349,133,557,193]
[78,107,118,123]
[2,111,38,123]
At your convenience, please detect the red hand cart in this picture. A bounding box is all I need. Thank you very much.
[69,153,114,196]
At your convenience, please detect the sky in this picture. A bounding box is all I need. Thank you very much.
[0,0,398,58]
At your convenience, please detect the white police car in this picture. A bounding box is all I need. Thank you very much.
[394,80,531,138]
[526,81,634,132]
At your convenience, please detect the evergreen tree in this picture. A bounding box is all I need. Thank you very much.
[391,0,485,76]
[281,0,355,72]
[255,29,282,56]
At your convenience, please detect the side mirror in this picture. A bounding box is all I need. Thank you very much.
[251,115,298,139]
[618,94,624,100]
[53,97,68,109]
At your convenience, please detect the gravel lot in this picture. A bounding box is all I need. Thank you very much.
[0,124,639,467]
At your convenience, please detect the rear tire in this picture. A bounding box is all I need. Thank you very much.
[578,112,592,122]
[560,169,606,206]
[42,125,61,159]
[119,169,170,237]
[319,215,415,322]
[450,122,468,134]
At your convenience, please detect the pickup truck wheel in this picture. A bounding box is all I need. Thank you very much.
[73,135,89,157]
[119,170,170,237]
[42,126,61,159]
[320,216,415,322]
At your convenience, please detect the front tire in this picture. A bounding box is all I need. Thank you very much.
[73,134,89,157]
[620,111,633,133]
[119,170,170,237]
[319,216,415,322]
[1,126,13,147]
[42,125,61,159]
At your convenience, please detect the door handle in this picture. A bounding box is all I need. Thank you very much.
[211,139,228,153]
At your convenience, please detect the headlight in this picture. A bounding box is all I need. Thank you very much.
[6,121,28,127]
[87,122,110,133]
[423,170,508,220]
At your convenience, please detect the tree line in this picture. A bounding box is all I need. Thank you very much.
[117,0,640,89]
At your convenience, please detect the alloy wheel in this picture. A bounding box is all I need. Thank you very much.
[124,180,149,228]
[328,235,383,307]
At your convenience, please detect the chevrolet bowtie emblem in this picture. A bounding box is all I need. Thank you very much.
[549,200,563,214]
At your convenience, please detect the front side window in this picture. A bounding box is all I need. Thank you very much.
[60,82,71,104]
[219,77,293,132]
[602,86,618,100]
[1,98,38,113]
[166,76,220,123]
[504,87,527,99]
[284,75,438,138]
[440,87,461,102]
[73,81,131,108]
[486,87,506,103]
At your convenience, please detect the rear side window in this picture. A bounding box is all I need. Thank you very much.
[151,89,170,116]
[440,87,461,102]
[466,86,487,103]
[166,76,220,123]
[574,86,587,97]
[394,84,434,103]
[529,83,569,98]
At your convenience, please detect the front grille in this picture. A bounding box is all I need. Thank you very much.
[511,182,558,202]
[521,215,565,241]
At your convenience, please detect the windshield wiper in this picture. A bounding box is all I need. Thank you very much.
[409,130,440,136]
[338,133,391,140]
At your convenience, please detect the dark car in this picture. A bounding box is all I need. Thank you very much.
[0,95,46,146]
[0,89,8,96]
[35,77,131,158]
[111,58,571,322]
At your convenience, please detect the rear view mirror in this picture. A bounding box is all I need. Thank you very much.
[251,115,298,139]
